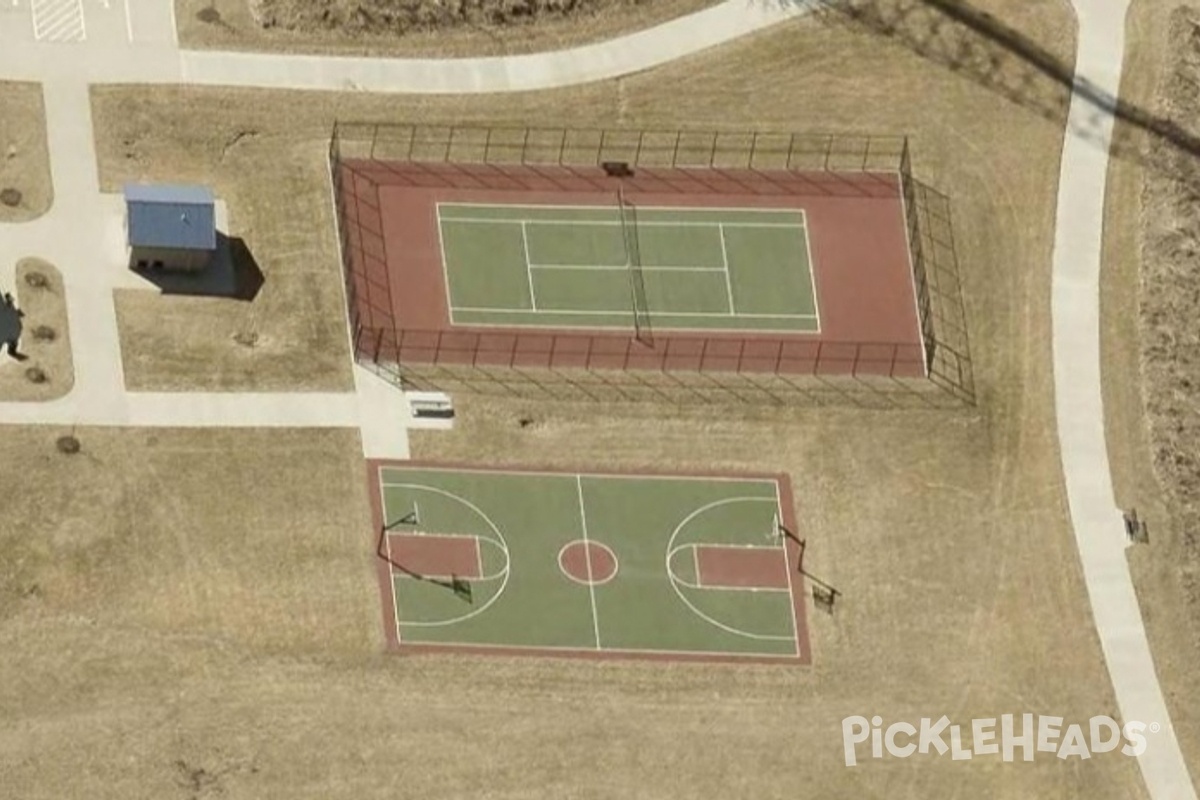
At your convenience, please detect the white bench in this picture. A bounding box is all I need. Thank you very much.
[407,392,454,419]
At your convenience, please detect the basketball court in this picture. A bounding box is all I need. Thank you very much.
[368,462,810,663]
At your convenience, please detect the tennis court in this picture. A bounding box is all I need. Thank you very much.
[370,463,810,663]
[437,202,819,333]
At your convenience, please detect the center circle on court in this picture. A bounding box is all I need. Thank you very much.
[557,540,618,586]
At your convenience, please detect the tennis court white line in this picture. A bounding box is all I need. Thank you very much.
[576,475,602,650]
[438,200,809,217]
[519,220,537,311]
[451,305,818,320]
[717,223,735,315]
[445,217,806,230]
[527,263,727,273]
[448,317,821,335]
[798,207,823,336]
[435,204,458,326]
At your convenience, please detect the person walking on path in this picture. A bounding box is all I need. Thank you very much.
[0,292,27,361]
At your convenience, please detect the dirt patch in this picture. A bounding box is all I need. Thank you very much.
[0,82,52,223]
[0,259,73,401]
[6,4,1154,797]
[176,0,718,57]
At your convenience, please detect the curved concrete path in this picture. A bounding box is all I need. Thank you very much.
[1054,1,1196,797]
[180,0,813,93]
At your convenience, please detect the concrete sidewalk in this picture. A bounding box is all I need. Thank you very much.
[1053,1,1196,797]
[177,0,811,93]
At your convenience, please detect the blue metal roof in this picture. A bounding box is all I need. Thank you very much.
[124,183,216,250]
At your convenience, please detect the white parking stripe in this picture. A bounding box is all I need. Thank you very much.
[30,0,85,42]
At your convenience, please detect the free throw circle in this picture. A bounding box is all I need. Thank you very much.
[557,540,618,586]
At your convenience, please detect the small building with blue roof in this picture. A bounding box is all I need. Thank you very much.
[124,183,217,272]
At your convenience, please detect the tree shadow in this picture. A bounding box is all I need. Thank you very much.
[813,0,1200,186]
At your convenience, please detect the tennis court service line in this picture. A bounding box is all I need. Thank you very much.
[527,264,727,273]
[519,220,538,311]
[717,223,735,315]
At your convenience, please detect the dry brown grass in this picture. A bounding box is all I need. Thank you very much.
[176,0,717,57]
[0,259,73,401]
[0,82,51,223]
[1103,0,1200,777]
[2,4,1159,797]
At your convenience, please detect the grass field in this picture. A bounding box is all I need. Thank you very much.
[0,259,73,401]
[174,0,718,58]
[438,202,817,332]
[0,81,51,223]
[1101,0,1200,780]
[374,464,807,661]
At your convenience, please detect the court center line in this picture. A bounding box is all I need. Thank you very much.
[717,223,735,315]
[520,221,537,311]
[575,475,602,650]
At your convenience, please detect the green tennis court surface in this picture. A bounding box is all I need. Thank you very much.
[376,465,806,661]
[437,203,819,333]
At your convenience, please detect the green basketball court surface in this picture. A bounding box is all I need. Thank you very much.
[436,202,820,333]
[370,463,810,663]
